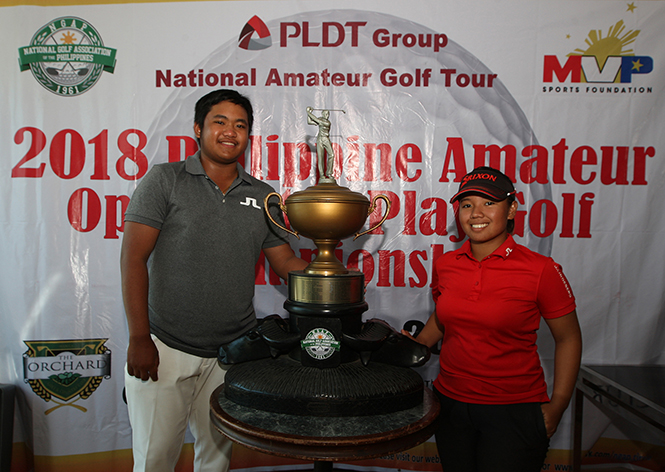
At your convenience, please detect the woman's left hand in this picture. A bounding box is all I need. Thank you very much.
[540,401,566,438]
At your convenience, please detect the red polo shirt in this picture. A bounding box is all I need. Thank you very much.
[432,235,576,404]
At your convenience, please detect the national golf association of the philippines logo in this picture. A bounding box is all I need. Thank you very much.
[23,338,111,414]
[238,15,272,50]
[301,328,340,360]
[18,16,117,96]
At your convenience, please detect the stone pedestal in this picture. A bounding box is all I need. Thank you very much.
[210,384,440,469]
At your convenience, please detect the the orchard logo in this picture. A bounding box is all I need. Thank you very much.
[18,17,117,96]
[238,15,272,50]
[23,338,111,414]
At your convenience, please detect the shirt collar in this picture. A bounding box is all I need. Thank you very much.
[185,151,206,175]
[185,151,253,185]
[495,234,517,259]
[457,234,517,261]
[458,239,473,260]
[235,160,253,185]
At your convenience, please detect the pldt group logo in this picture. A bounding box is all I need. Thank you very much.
[237,14,447,53]
[238,15,272,50]
[543,19,654,95]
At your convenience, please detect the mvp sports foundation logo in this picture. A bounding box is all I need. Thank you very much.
[23,338,111,414]
[543,18,654,95]
[18,16,117,97]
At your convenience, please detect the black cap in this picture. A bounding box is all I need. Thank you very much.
[450,166,516,203]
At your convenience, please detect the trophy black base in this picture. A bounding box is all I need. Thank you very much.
[218,270,430,418]
[224,356,424,417]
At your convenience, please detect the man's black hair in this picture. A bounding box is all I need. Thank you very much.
[194,89,254,140]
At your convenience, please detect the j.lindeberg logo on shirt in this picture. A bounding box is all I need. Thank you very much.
[240,197,262,209]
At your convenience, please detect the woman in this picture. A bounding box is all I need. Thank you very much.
[406,166,582,472]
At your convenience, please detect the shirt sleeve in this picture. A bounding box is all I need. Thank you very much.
[537,259,577,319]
[124,164,172,229]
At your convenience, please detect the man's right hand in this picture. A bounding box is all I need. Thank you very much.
[126,335,159,381]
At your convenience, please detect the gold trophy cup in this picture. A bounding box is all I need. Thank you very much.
[265,182,391,275]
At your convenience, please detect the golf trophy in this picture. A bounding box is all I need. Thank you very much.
[217,107,429,417]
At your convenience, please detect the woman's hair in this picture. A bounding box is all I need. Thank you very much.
[506,194,516,234]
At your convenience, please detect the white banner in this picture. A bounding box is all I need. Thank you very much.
[2,1,664,470]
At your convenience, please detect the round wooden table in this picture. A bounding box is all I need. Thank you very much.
[210,384,440,471]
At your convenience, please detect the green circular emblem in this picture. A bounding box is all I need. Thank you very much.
[301,328,340,360]
[19,17,117,97]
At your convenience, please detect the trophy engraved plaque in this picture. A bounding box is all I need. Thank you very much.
[218,108,430,418]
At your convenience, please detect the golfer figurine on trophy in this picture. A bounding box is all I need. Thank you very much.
[306,106,345,183]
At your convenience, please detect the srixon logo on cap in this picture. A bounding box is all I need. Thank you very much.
[462,172,497,185]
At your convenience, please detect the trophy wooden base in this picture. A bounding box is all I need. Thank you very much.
[211,384,440,467]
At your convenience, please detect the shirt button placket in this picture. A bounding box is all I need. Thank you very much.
[469,262,481,299]
[476,263,482,288]
[207,176,225,203]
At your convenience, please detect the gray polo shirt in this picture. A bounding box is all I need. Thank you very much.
[124,152,289,357]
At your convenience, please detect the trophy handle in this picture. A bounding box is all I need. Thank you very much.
[354,194,392,240]
[264,192,300,239]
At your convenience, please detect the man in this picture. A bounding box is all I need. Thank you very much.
[121,89,307,472]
